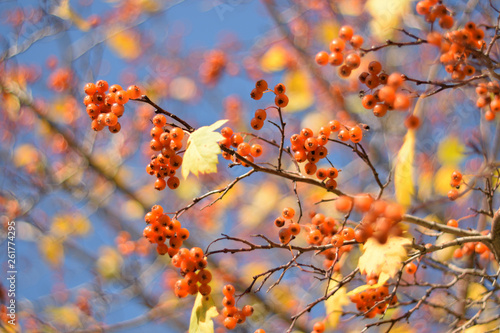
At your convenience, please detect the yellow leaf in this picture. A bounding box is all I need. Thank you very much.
[52,0,91,31]
[346,272,391,296]
[366,0,412,41]
[467,282,487,302]
[96,247,123,279]
[358,237,411,278]
[189,293,218,333]
[432,232,457,262]
[182,119,228,179]
[324,273,349,329]
[260,45,287,73]
[123,200,146,220]
[13,144,40,168]
[39,235,64,267]
[283,70,314,112]
[317,21,338,46]
[107,29,141,60]
[437,135,465,165]
[394,129,415,207]
[47,306,81,329]
[239,182,280,227]
[434,165,458,196]
[51,213,91,238]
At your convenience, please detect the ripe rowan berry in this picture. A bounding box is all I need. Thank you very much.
[315,51,329,66]
[255,79,268,92]
[254,109,267,121]
[405,262,417,275]
[339,25,354,41]
[329,52,344,66]
[274,83,286,94]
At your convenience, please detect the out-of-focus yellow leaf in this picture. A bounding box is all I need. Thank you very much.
[465,323,499,333]
[433,232,457,262]
[394,130,415,207]
[434,165,458,196]
[282,70,314,113]
[358,237,411,278]
[346,272,391,296]
[96,247,123,279]
[3,93,20,120]
[13,144,40,168]
[317,21,338,45]
[39,235,64,267]
[182,119,228,179]
[107,29,141,60]
[467,282,487,302]
[417,170,433,202]
[324,273,349,329]
[239,182,280,227]
[189,293,218,333]
[338,0,364,16]
[52,0,91,31]
[260,44,287,73]
[47,306,81,329]
[437,136,465,165]
[366,0,412,41]
[169,77,197,101]
[51,214,91,238]
[123,200,145,220]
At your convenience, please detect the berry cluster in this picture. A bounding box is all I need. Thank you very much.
[453,231,495,261]
[82,80,141,133]
[171,247,212,298]
[250,80,289,111]
[221,284,254,330]
[143,205,189,256]
[146,114,183,191]
[274,207,301,244]
[315,25,364,78]
[199,49,227,86]
[447,170,462,200]
[219,127,263,165]
[115,231,150,256]
[359,66,411,116]
[349,285,397,318]
[476,81,500,121]
[416,0,453,28]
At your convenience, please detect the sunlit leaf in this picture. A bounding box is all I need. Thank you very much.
[324,273,349,328]
[239,182,280,227]
[52,0,91,31]
[358,237,411,278]
[317,21,338,46]
[189,293,218,333]
[467,282,488,302]
[366,0,412,41]
[39,235,64,267]
[96,247,123,279]
[107,29,141,60]
[394,129,415,207]
[46,306,81,329]
[283,70,314,113]
[434,165,458,196]
[260,44,287,73]
[182,119,228,179]
[437,135,465,165]
[432,232,457,262]
[51,213,91,238]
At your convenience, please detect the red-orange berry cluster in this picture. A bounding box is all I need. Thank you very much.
[447,170,462,200]
[82,80,141,133]
[48,67,73,92]
[143,205,189,256]
[171,247,212,298]
[115,231,150,257]
[274,207,301,244]
[453,232,495,261]
[250,79,289,112]
[359,67,411,116]
[349,285,397,318]
[199,49,227,86]
[416,0,453,28]
[476,82,500,121]
[315,25,364,78]
[146,115,183,191]
[221,284,254,330]
[219,127,263,165]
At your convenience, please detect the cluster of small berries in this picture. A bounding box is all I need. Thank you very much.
[83,80,141,133]
[171,247,212,298]
[359,66,411,117]
[274,207,301,244]
[199,50,227,86]
[416,0,454,28]
[219,127,263,165]
[349,285,397,318]
[335,195,405,245]
[476,81,500,121]
[115,231,150,256]
[143,205,189,256]
[48,67,73,92]
[250,80,289,112]
[447,170,462,200]
[427,23,484,80]
[221,284,254,330]
[146,114,183,190]
[453,231,495,261]
[315,25,364,78]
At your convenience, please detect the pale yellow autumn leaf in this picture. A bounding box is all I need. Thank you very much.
[324,273,349,329]
[107,29,141,60]
[182,119,228,179]
[96,247,123,279]
[437,135,465,165]
[358,237,411,278]
[51,213,91,238]
[366,0,412,41]
[46,306,81,329]
[189,293,218,333]
[52,0,91,31]
[39,235,64,267]
[260,44,287,72]
[283,70,314,113]
[467,282,488,303]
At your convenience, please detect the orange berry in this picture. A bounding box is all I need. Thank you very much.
[255,79,268,92]
[315,51,329,66]
[339,25,354,41]
[274,83,286,94]
[336,196,353,212]
[127,85,141,99]
[405,262,417,275]
[447,219,458,228]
